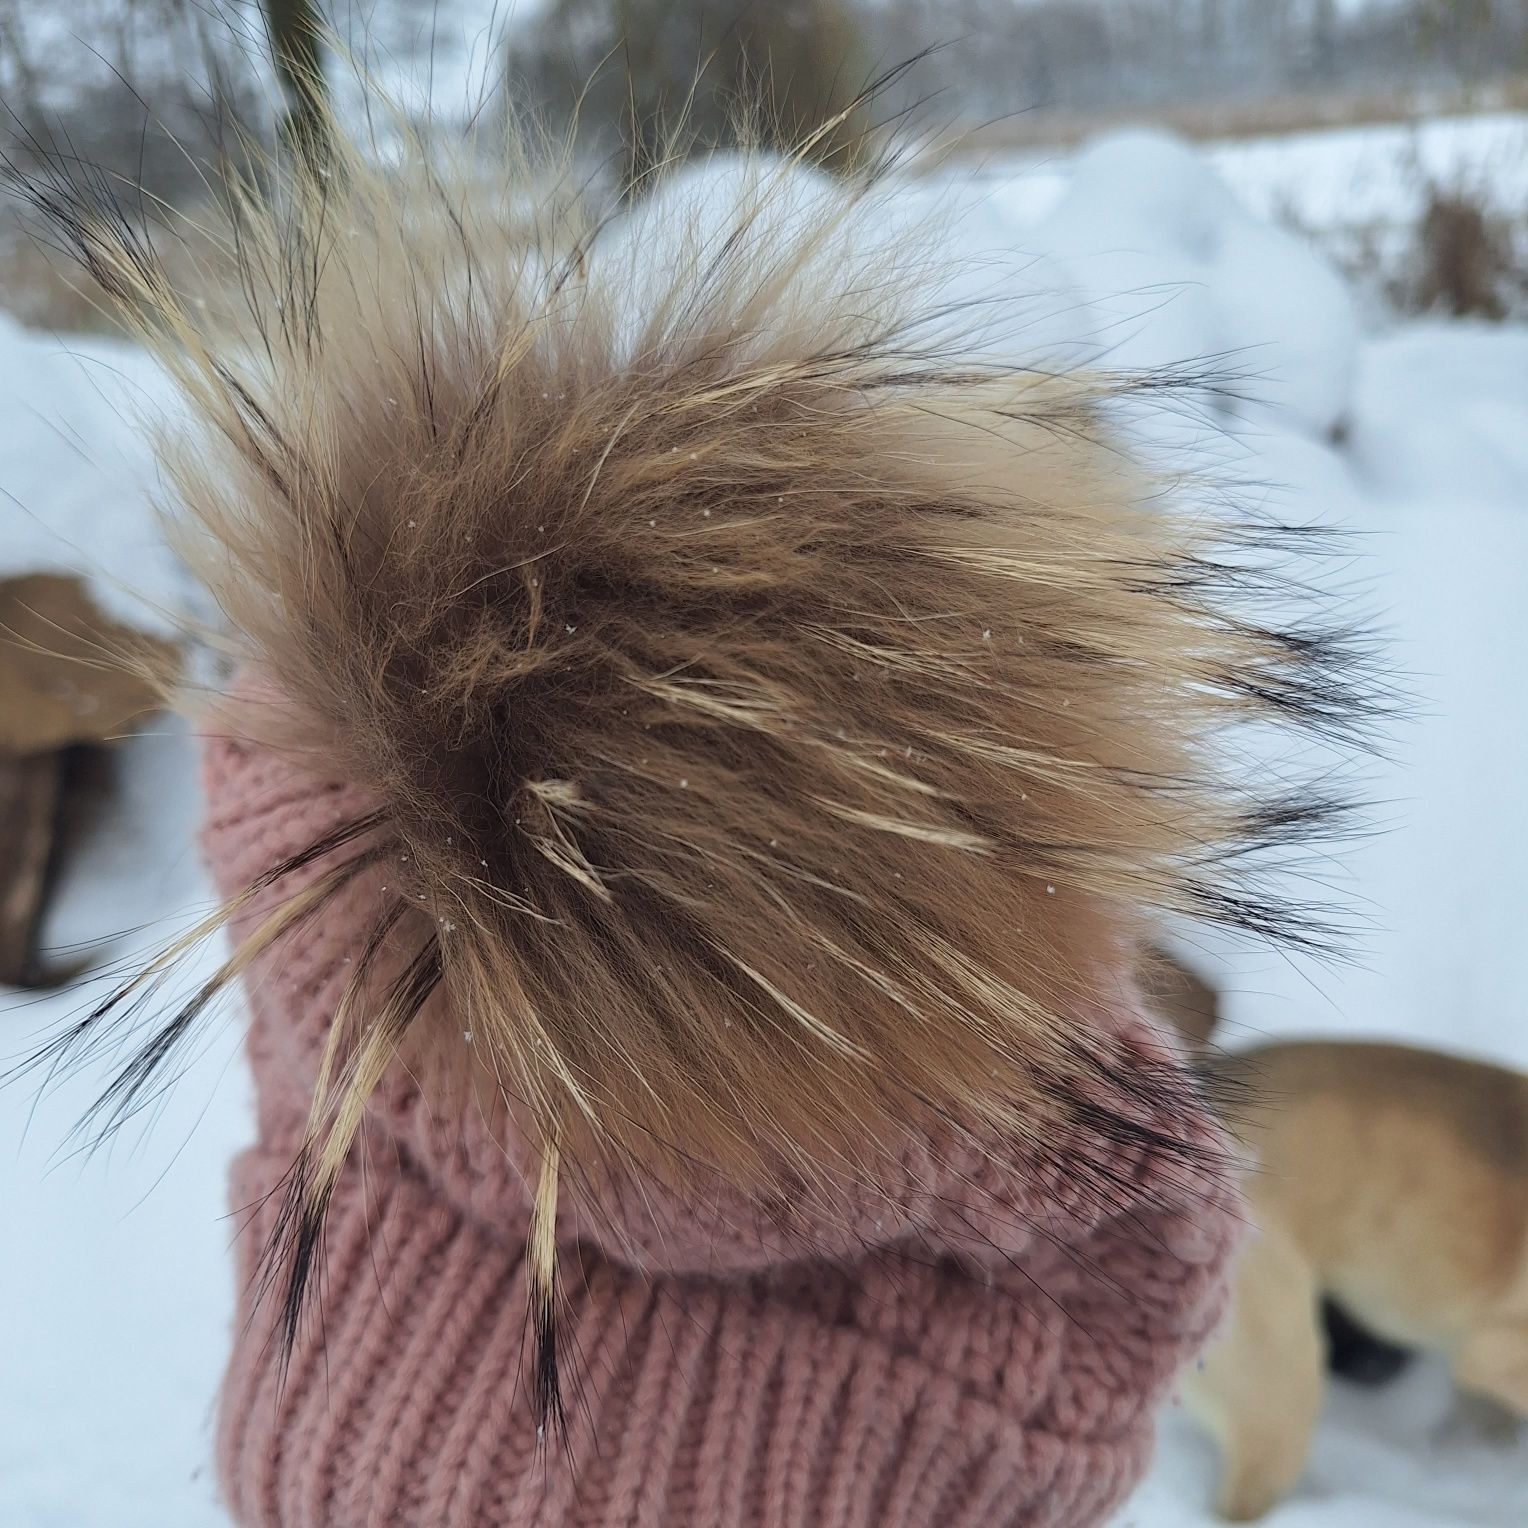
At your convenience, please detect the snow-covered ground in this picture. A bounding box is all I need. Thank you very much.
[958,109,1528,238]
[959,108,1528,322]
[6,121,1528,1527]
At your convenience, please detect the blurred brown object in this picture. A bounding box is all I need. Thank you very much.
[0,749,61,984]
[1415,189,1512,321]
[521,0,870,182]
[0,572,175,986]
[1141,943,1221,1046]
[0,572,172,752]
[1185,1041,1528,1520]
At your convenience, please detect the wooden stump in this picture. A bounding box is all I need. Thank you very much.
[0,573,177,988]
[0,749,63,986]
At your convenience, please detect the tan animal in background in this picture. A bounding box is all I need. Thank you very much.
[1141,943,1221,1048]
[1184,1040,1528,1521]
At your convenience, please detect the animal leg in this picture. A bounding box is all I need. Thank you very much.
[1182,1222,1325,1522]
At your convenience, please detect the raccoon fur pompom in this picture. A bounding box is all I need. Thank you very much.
[21,109,1374,1413]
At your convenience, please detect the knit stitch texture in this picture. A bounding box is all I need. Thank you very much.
[205,726,1241,1528]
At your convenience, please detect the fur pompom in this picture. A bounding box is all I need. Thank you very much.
[18,102,1375,1425]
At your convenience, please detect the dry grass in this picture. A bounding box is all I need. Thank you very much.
[1277,176,1528,324]
[1411,187,1520,320]
[930,74,1528,158]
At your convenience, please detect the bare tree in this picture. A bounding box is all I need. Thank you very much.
[264,0,328,169]
[1,1,268,225]
[515,0,869,182]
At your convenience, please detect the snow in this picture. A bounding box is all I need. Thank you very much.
[0,313,192,632]
[1347,324,1528,506]
[1133,1359,1528,1528]
[1,724,248,1528]
[1207,112,1528,237]
[6,117,1528,1527]
[961,110,1528,241]
[1027,130,1360,436]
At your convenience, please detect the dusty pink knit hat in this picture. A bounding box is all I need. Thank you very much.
[23,113,1369,1528]
[205,728,1240,1528]
[28,119,1360,1528]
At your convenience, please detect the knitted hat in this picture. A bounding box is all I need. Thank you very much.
[28,102,1366,1528]
[204,727,1239,1528]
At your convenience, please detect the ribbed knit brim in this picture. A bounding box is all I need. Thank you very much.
[205,728,1239,1528]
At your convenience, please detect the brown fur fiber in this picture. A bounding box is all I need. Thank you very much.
[12,97,1376,1421]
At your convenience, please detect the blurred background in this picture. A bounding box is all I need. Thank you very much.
[5,0,1528,323]
[3,4,1528,1527]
